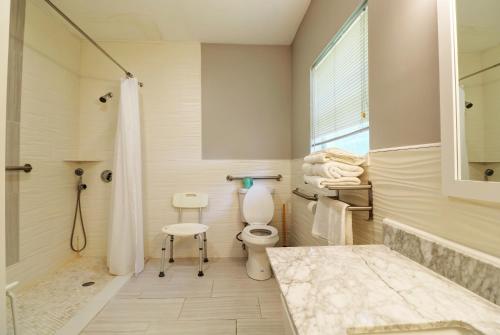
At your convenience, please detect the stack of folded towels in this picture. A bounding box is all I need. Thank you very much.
[303,148,366,188]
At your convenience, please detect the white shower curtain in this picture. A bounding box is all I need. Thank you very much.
[107,77,144,275]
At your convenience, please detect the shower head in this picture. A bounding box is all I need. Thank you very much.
[465,101,473,109]
[99,92,113,103]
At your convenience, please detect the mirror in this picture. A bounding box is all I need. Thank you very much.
[455,0,500,182]
[437,0,500,203]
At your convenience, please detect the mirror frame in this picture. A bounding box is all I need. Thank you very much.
[437,0,500,203]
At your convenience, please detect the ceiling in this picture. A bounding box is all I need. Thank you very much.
[457,0,500,53]
[47,0,311,45]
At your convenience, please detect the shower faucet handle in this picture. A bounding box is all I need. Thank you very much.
[101,170,112,183]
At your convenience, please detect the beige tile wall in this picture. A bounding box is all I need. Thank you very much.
[77,41,292,259]
[369,146,500,258]
[7,0,81,286]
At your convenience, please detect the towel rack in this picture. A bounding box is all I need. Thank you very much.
[226,174,282,182]
[292,188,318,201]
[294,182,373,220]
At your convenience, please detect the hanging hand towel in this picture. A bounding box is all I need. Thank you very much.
[312,197,353,245]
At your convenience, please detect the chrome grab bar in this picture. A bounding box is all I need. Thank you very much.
[226,174,282,182]
[6,164,33,173]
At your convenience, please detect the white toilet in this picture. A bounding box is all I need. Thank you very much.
[238,185,279,280]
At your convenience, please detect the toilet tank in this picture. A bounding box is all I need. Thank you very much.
[238,188,274,223]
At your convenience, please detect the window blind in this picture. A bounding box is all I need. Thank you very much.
[311,6,369,155]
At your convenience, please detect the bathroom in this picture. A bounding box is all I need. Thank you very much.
[0,0,499,334]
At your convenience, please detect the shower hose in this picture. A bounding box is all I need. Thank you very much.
[70,180,87,252]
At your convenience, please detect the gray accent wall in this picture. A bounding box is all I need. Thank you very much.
[202,43,292,159]
[291,0,441,158]
[292,0,363,159]
[369,0,440,149]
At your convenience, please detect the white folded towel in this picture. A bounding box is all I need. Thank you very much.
[304,148,366,166]
[312,197,353,245]
[302,162,364,179]
[304,175,361,188]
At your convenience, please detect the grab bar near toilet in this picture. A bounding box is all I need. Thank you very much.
[226,174,282,182]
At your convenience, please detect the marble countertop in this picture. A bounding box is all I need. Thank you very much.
[267,245,500,335]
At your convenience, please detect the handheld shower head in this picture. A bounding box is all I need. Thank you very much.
[99,92,113,103]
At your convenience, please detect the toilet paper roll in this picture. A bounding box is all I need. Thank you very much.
[307,201,317,214]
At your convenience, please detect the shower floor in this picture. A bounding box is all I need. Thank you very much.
[6,256,114,335]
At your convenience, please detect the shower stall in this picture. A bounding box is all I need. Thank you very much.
[4,0,143,333]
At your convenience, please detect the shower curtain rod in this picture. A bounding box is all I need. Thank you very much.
[460,61,500,81]
[43,0,144,87]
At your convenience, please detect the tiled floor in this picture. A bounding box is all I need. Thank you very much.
[6,257,114,335]
[82,258,286,334]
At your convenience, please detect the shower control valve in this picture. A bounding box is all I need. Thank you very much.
[101,170,112,183]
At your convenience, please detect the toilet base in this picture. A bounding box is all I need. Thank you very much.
[246,246,273,280]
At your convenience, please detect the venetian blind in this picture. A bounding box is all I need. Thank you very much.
[311,6,369,154]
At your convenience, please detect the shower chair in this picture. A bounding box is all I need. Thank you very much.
[159,192,209,277]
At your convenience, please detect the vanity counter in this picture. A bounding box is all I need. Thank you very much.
[267,245,500,335]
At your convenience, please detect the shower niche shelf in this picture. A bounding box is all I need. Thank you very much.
[63,158,103,163]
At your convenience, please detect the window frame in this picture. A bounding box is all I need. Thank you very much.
[309,0,369,154]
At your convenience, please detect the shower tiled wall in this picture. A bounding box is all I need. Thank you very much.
[6,0,81,286]
[5,0,25,266]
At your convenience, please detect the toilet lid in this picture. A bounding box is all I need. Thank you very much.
[242,185,274,225]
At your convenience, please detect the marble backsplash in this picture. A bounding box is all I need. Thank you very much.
[383,221,500,306]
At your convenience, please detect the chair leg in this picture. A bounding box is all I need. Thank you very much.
[169,235,175,263]
[197,233,204,277]
[159,236,168,277]
[203,232,208,263]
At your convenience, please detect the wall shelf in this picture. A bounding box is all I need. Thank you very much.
[63,159,103,163]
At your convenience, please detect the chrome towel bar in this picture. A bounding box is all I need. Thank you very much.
[293,182,373,220]
[292,188,318,201]
[6,164,32,173]
[226,174,282,182]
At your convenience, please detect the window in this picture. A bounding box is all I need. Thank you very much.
[310,3,369,155]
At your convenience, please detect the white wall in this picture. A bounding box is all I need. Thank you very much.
[460,45,500,161]
[459,52,485,163]
[479,45,500,163]
[460,45,500,182]
[78,41,292,259]
[6,0,81,286]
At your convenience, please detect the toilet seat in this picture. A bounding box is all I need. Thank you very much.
[242,225,278,245]
[239,185,279,281]
[242,185,274,225]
